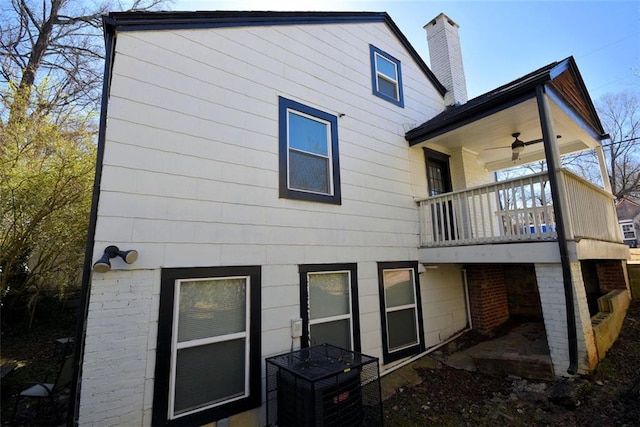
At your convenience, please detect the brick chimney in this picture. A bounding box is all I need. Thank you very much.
[425,13,468,106]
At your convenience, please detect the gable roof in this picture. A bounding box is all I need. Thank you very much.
[616,197,640,221]
[103,10,446,97]
[405,56,606,145]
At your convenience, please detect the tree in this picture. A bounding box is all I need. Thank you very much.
[596,91,640,200]
[0,0,171,326]
[1,0,168,123]
[498,91,640,201]
[0,88,95,327]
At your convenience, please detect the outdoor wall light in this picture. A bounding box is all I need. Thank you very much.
[92,245,139,273]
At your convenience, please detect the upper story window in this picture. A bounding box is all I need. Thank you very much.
[279,97,341,205]
[621,221,636,240]
[370,45,404,107]
[153,266,261,425]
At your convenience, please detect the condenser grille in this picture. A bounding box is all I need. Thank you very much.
[266,344,382,427]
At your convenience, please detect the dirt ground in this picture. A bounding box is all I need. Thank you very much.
[383,298,640,426]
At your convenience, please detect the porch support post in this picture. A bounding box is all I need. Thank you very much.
[536,85,578,375]
[595,144,613,194]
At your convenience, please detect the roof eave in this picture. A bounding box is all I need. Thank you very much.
[406,73,551,145]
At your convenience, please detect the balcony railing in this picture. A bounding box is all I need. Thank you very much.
[416,169,621,248]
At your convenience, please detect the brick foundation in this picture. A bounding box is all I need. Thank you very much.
[596,260,629,293]
[466,264,509,333]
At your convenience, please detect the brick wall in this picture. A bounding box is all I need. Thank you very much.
[503,264,543,318]
[596,260,630,293]
[425,13,468,106]
[466,264,509,333]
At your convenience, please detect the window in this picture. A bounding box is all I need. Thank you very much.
[299,264,360,351]
[621,222,636,240]
[153,266,261,426]
[279,97,341,204]
[370,45,404,107]
[377,261,424,364]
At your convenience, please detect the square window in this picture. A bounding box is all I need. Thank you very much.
[377,261,424,364]
[279,97,341,204]
[153,266,261,426]
[370,45,404,107]
[621,222,636,239]
[299,264,360,351]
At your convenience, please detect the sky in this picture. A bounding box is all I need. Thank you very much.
[170,0,639,102]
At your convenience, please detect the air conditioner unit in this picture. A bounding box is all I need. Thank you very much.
[266,344,382,427]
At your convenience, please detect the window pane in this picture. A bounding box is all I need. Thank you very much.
[178,278,246,342]
[309,272,349,319]
[289,150,330,193]
[174,339,245,415]
[310,319,351,349]
[377,77,397,99]
[384,269,415,307]
[289,112,328,156]
[376,55,397,79]
[387,309,418,351]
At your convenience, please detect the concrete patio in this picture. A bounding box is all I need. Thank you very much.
[381,322,553,400]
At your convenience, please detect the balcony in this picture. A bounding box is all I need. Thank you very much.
[416,169,622,250]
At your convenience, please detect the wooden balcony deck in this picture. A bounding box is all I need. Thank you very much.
[416,169,622,249]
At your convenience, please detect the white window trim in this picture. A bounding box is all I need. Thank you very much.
[168,276,251,420]
[307,270,353,350]
[286,109,334,196]
[382,268,421,354]
[620,221,636,239]
[374,52,399,100]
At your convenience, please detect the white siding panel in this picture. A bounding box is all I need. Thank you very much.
[419,265,469,348]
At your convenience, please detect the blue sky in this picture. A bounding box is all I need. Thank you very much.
[172,1,639,101]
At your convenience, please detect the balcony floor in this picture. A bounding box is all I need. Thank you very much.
[419,238,630,264]
[419,240,560,264]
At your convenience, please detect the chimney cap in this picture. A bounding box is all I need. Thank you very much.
[424,12,459,30]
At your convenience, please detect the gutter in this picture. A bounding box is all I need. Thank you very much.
[67,19,117,426]
[535,85,578,375]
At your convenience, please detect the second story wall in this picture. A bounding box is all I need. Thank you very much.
[97,21,445,268]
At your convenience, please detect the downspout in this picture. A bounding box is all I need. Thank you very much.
[535,85,578,375]
[67,19,117,426]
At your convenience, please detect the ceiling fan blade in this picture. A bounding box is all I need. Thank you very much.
[523,137,543,146]
[523,135,562,146]
[483,145,513,151]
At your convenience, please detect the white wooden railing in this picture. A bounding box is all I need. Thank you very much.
[417,170,621,248]
[561,169,623,242]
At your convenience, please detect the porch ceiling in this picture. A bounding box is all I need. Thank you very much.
[418,95,602,172]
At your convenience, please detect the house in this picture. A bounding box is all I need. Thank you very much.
[616,197,640,248]
[70,10,631,426]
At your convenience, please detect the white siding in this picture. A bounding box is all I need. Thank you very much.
[420,265,469,347]
[81,21,461,426]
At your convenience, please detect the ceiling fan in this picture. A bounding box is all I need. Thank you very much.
[485,132,561,161]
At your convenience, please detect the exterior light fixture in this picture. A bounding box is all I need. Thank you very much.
[93,245,139,273]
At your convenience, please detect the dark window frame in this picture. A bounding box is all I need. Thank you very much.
[152,266,261,426]
[369,45,404,107]
[377,261,424,364]
[299,263,361,352]
[279,96,341,205]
